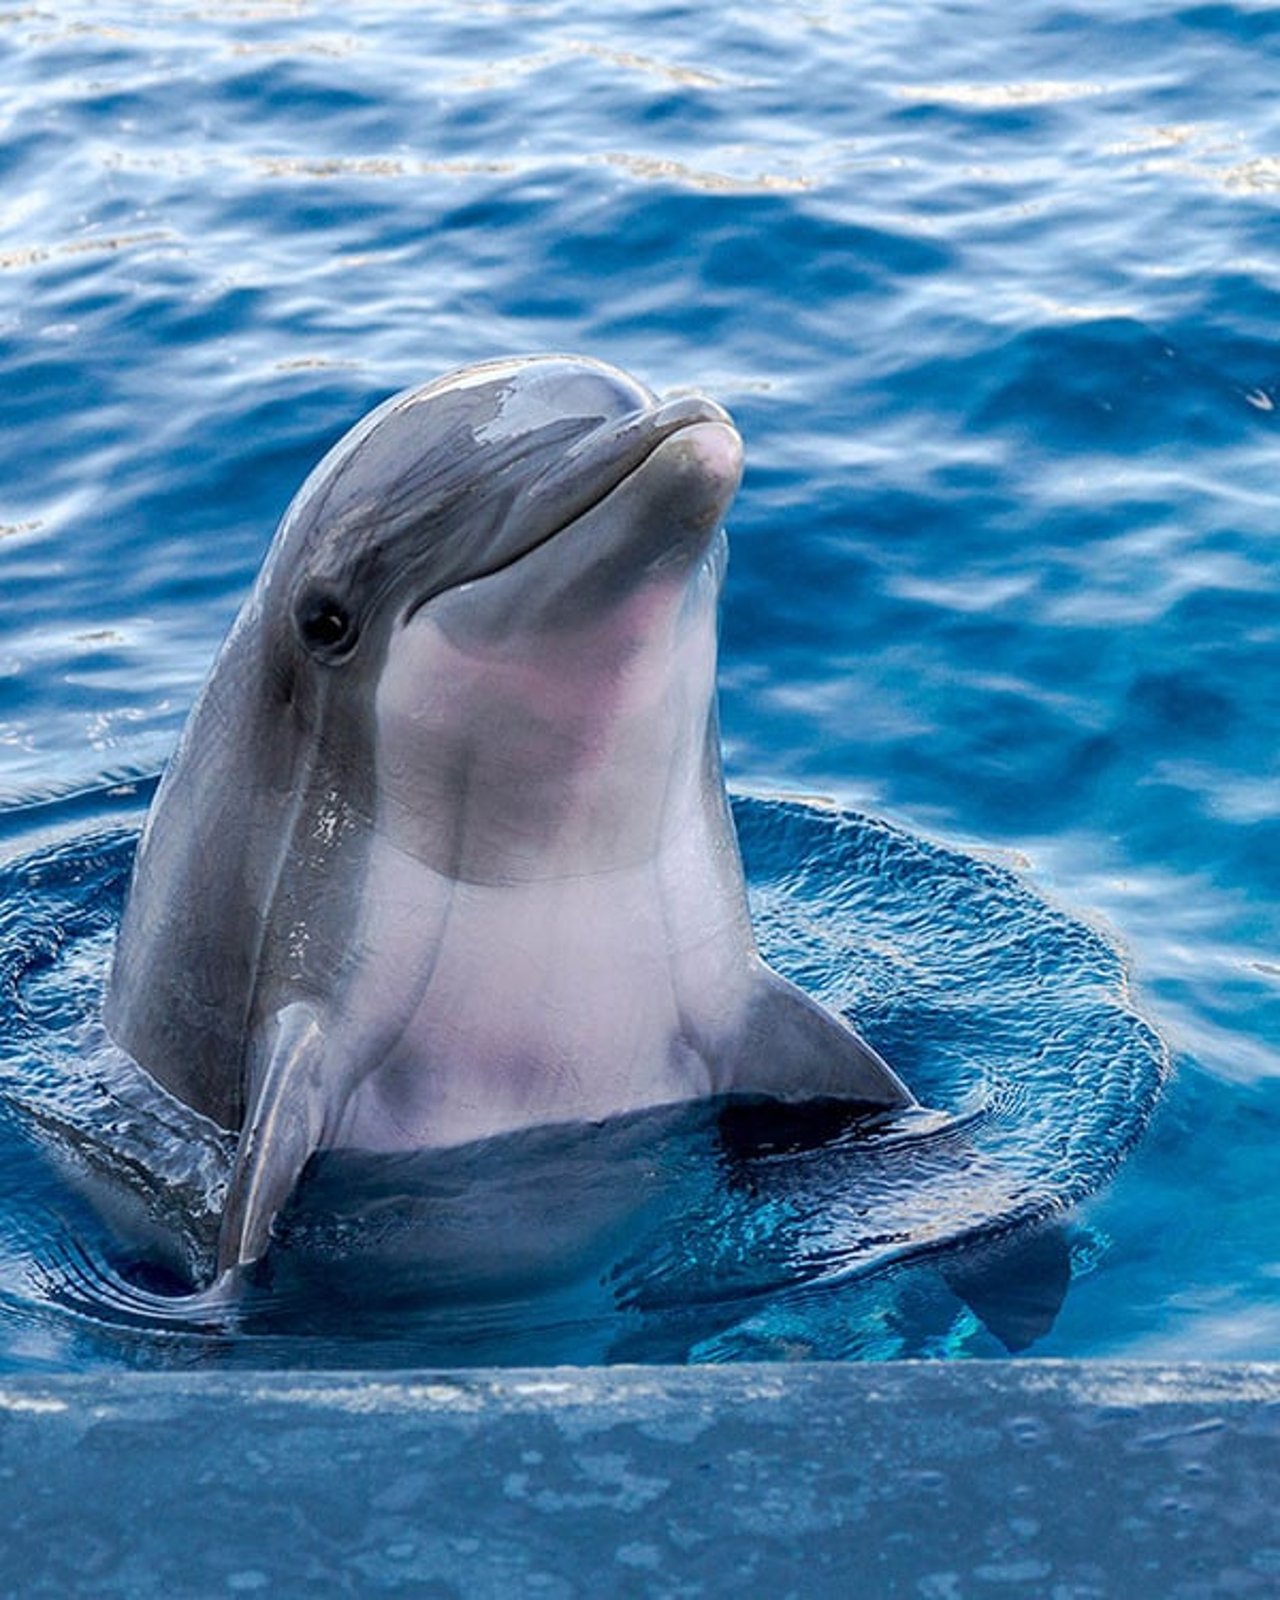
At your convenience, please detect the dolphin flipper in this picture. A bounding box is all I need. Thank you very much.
[941,1222,1074,1352]
[217,1003,329,1275]
[732,967,915,1110]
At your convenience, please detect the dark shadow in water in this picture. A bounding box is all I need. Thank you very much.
[717,1095,1074,1351]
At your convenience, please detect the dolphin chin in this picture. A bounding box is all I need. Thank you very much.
[103,354,915,1275]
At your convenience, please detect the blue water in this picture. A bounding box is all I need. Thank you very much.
[0,1,1275,1368]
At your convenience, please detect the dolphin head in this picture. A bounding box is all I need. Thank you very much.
[258,354,741,676]
[253,355,744,883]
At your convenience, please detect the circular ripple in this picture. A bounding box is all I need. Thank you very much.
[0,785,1166,1366]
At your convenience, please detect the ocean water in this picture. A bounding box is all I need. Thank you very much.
[0,0,1275,1369]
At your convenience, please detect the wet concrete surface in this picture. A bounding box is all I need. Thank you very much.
[1,1362,1276,1596]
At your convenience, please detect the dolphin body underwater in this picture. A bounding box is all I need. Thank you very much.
[104,355,917,1278]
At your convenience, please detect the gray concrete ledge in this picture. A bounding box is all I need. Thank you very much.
[2,1362,1277,1597]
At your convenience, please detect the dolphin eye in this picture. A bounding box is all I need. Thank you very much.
[296,593,356,657]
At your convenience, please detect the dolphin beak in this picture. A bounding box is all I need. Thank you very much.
[513,392,740,561]
[531,393,737,513]
[403,392,741,620]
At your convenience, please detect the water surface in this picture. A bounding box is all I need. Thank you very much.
[0,0,1276,1367]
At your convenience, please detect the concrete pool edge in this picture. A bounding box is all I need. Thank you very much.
[2,1360,1276,1595]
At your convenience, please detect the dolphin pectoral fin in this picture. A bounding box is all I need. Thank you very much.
[216,1002,330,1276]
[941,1222,1074,1352]
[729,966,915,1110]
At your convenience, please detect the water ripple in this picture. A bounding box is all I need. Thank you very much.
[0,789,1164,1366]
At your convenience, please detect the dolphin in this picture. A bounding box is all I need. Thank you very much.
[104,355,914,1275]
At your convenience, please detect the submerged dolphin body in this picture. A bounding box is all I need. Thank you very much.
[104,356,914,1273]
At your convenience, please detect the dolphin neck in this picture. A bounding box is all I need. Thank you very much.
[372,713,726,888]
[372,580,725,887]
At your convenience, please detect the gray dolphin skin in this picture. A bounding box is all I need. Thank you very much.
[104,355,914,1274]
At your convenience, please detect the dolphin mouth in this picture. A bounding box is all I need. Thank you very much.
[404,392,738,618]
